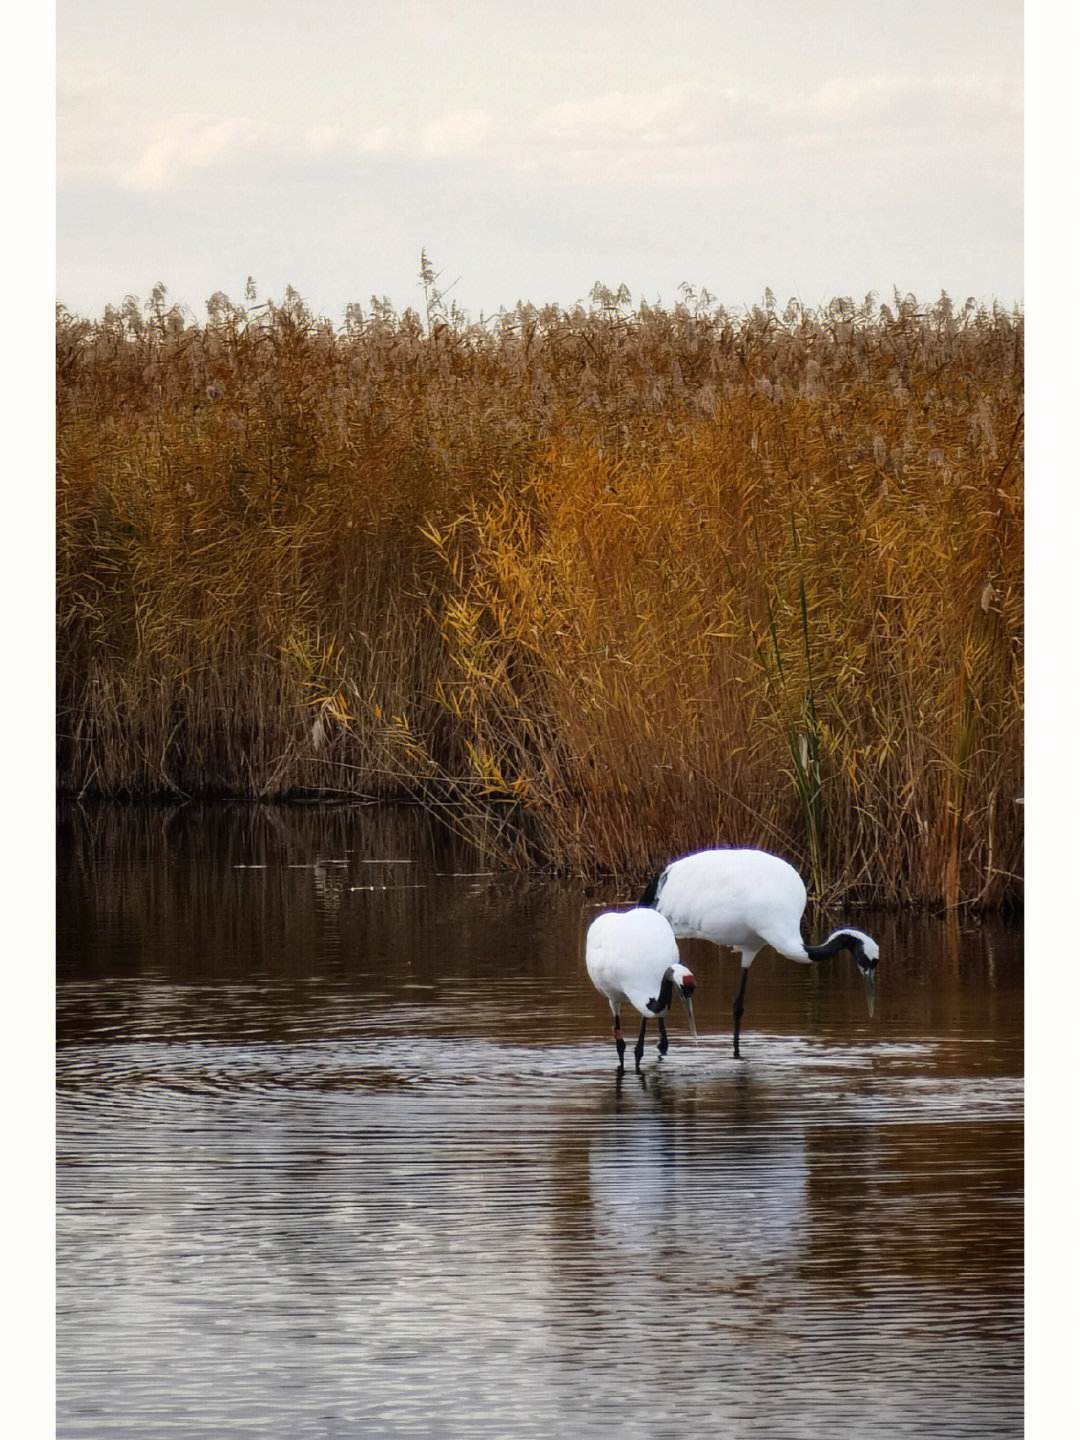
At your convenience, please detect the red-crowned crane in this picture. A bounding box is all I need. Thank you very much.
[639,848,879,1058]
[585,907,698,1072]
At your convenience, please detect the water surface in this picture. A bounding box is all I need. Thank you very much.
[57,804,1023,1438]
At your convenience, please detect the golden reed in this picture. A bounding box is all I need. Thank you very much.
[57,284,1022,907]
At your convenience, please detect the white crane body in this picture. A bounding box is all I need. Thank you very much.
[641,847,880,1057]
[586,907,684,1015]
[649,849,811,963]
[585,907,697,1071]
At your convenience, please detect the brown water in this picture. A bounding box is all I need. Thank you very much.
[57,804,1023,1439]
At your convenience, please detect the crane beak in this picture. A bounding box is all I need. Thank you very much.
[680,987,698,1041]
[860,964,877,1018]
[686,997,698,1040]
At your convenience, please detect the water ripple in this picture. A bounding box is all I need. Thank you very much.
[57,808,1023,1439]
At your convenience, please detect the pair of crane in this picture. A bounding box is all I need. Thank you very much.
[585,847,880,1070]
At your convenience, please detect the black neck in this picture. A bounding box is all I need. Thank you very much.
[805,932,859,963]
[646,967,675,1014]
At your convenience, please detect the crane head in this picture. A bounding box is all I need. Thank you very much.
[834,928,880,1016]
[823,928,879,972]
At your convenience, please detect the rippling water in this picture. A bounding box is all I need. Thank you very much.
[57,804,1023,1438]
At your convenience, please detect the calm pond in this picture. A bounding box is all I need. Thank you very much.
[57,803,1023,1439]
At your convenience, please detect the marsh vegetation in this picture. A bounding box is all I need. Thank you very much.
[56,280,1022,906]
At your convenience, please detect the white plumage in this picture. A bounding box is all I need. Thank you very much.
[641,848,880,1057]
[585,907,697,1071]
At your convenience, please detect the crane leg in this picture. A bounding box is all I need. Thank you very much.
[612,1012,626,1072]
[634,1016,648,1072]
[732,967,750,1059]
[657,1017,669,1056]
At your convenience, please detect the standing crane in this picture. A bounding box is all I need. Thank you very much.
[585,907,698,1072]
[640,848,879,1058]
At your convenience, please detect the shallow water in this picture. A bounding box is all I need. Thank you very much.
[57,804,1023,1438]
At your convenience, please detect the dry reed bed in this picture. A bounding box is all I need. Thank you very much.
[57,286,1023,907]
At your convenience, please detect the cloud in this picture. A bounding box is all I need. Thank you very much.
[534,83,713,148]
[57,73,136,183]
[118,114,267,192]
[99,104,488,191]
[304,124,344,155]
[789,74,1022,159]
[355,126,394,155]
[515,75,1021,188]
[79,73,1020,198]
[516,83,768,188]
[807,73,1022,123]
[304,123,392,157]
[116,113,396,190]
[419,108,494,157]
[514,83,748,186]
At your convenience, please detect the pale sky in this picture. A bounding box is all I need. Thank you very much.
[57,0,1022,320]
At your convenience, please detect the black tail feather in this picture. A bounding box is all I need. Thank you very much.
[639,870,663,908]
